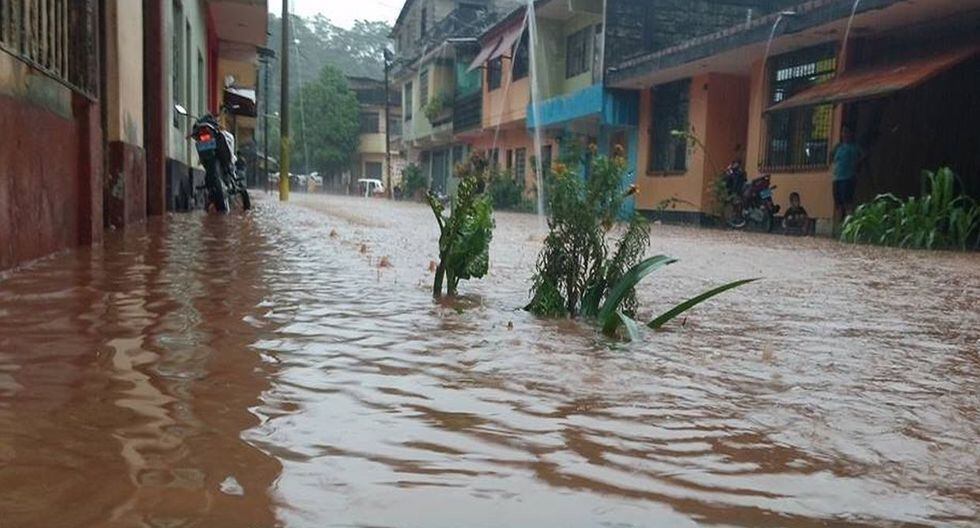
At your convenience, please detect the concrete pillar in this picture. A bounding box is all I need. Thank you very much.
[144,0,167,216]
[74,94,104,247]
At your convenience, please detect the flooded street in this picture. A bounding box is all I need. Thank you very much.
[1,193,978,527]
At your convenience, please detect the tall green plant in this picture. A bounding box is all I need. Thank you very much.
[526,146,643,317]
[841,167,980,250]
[526,146,756,340]
[401,163,427,201]
[427,153,495,298]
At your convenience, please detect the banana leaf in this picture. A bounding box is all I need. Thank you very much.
[647,278,759,330]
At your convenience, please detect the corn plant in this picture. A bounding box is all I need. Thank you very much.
[841,167,980,250]
[427,153,494,298]
[526,146,757,340]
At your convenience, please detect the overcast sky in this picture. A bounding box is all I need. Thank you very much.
[269,0,400,28]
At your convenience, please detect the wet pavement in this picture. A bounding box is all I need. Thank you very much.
[0,192,978,527]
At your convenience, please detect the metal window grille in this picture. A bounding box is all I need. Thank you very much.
[565,26,590,78]
[763,45,837,170]
[514,147,527,183]
[512,31,528,80]
[0,0,98,98]
[419,68,429,105]
[404,81,413,120]
[649,78,690,173]
[360,112,380,134]
[487,56,502,90]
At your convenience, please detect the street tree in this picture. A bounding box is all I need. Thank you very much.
[290,64,359,177]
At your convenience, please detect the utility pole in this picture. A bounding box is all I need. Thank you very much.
[279,0,290,201]
[383,48,393,199]
[258,47,275,191]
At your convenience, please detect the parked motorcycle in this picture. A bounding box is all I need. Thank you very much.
[728,174,779,232]
[174,104,251,213]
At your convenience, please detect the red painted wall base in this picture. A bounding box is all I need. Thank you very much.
[0,93,103,271]
[106,141,147,229]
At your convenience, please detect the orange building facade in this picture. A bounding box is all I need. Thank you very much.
[609,0,980,232]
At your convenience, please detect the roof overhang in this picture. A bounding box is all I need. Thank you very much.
[607,0,978,89]
[225,87,258,116]
[468,23,524,72]
[767,46,978,112]
[208,0,268,60]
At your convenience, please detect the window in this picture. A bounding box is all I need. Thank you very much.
[420,6,427,37]
[419,68,429,106]
[512,31,529,80]
[404,81,413,120]
[172,1,183,127]
[487,57,502,90]
[0,0,98,96]
[486,148,499,169]
[185,21,192,126]
[565,26,590,78]
[649,79,691,173]
[514,148,527,183]
[198,52,205,115]
[360,112,380,133]
[455,51,482,96]
[592,24,603,84]
[764,45,837,169]
[541,145,553,177]
[365,161,383,179]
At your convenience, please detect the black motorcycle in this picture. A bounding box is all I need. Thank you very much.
[728,174,779,232]
[175,104,251,213]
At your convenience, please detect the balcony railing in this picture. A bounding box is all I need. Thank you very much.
[0,0,98,98]
[452,91,481,134]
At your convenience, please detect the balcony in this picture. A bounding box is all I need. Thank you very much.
[453,92,482,135]
[527,84,639,129]
[359,133,386,155]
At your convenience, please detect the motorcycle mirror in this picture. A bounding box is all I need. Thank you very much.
[174,104,188,117]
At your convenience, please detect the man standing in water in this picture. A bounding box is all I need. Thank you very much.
[832,125,864,225]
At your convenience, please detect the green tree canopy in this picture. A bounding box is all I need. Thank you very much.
[265,15,391,112]
[291,65,359,176]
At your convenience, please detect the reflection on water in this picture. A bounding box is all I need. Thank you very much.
[0,194,978,527]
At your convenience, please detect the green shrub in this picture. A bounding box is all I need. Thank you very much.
[487,169,536,212]
[423,92,452,122]
[427,152,494,298]
[526,145,756,340]
[401,163,427,201]
[841,167,980,250]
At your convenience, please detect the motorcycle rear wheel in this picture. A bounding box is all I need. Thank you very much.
[239,189,251,211]
[761,213,774,233]
[206,162,228,213]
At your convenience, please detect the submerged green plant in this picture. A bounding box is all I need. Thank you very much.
[427,153,495,298]
[401,163,427,201]
[526,145,642,318]
[526,146,756,340]
[841,167,980,250]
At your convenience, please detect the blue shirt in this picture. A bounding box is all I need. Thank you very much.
[833,142,862,181]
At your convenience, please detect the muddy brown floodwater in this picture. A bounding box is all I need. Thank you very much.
[0,193,978,527]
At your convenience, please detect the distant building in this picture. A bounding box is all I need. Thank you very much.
[390,0,522,195]
[0,0,268,271]
[346,76,404,193]
[608,0,980,230]
[463,0,781,213]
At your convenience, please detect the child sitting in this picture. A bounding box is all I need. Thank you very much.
[783,192,809,235]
